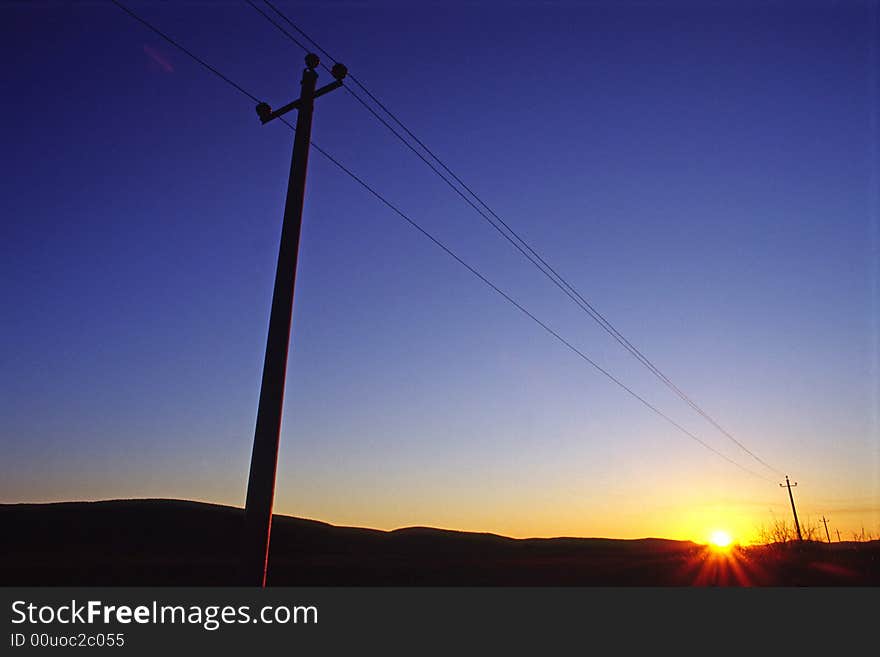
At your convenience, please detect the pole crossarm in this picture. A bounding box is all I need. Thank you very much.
[257,78,345,124]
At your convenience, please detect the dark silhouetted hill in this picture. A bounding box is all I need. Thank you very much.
[2,499,877,585]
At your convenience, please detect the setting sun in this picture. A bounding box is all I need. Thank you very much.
[709,530,733,549]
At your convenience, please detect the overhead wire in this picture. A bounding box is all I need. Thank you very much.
[108,0,776,483]
[251,0,783,477]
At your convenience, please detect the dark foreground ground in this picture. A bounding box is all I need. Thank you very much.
[2,499,877,586]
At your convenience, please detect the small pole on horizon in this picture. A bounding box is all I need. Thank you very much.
[779,476,803,542]
[241,54,347,587]
[820,515,831,543]
[836,528,842,542]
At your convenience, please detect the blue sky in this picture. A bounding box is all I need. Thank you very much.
[1,0,877,541]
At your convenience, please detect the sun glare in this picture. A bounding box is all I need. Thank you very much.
[709,530,733,549]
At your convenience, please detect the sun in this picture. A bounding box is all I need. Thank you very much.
[709,530,733,549]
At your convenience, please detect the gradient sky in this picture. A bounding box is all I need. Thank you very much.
[2,0,878,543]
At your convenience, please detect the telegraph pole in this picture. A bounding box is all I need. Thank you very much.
[820,515,831,543]
[779,476,803,542]
[836,529,841,542]
[241,54,347,587]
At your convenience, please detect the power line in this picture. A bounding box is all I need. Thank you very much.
[108,0,775,482]
[244,0,314,58]
[250,0,783,477]
[312,147,775,483]
[110,0,261,104]
[256,0,782,477]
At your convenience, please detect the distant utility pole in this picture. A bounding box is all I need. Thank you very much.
[779,476,803,542]
[836,529,841,542]
[820,515,831,543]
[241,54,347,587]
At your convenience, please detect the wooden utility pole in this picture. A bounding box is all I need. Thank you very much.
[820,515,831,543]
[241,54,347,587]
[836,529,841,542]
[779,476,803,542]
